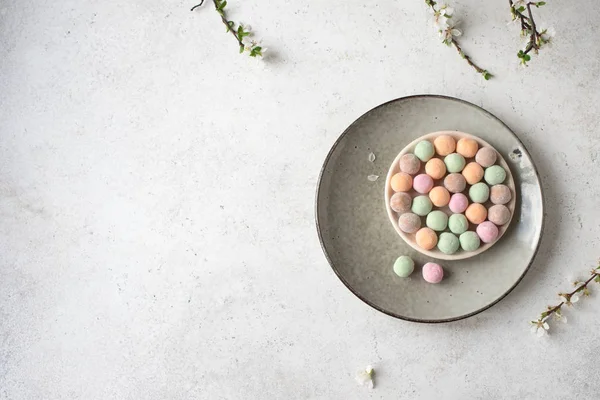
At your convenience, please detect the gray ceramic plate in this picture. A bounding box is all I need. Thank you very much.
[315,95,544,322]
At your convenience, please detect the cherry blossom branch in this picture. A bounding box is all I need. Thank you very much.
[508,0,552,65]
[190,0,266,57]
[425,1,492,80]
[530,262,600,337]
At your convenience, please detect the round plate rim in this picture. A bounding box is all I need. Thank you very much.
[314,94,545,323]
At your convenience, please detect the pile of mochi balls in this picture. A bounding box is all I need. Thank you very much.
[389,134,513,258]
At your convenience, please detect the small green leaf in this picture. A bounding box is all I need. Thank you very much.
[249,46,262,57]
[517,6,525,12]
[523,54,531,61]
[239,44,245,53]
[537,1,546,6]
[483,71,492,80]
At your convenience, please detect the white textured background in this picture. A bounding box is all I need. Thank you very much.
[1,0,599,399]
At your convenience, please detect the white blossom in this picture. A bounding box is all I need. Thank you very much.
[439,26,461,44]
[553,312,567,324]
[530,320,549,337]
[439,4,454,16]
[242,36,253,48]
[571,294,580,304]
[434,15,449,31]
[562,293,579,306]
[540,27,555,46]
[355,365,374,389]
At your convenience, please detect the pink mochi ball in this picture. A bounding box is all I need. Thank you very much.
[449,193,469,214]
[413,174,434,194]
[422,262,444,284]
[476,221,499,243]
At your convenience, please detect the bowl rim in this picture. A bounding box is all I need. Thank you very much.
[314,94,545,323]
[384,130,517,260]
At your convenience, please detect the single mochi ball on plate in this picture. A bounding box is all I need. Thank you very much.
[465,203,487,224]
[456,138,479,158]
[414,140,435,162]
[444,153,466,173]
[399,153,421,175]
[390,172,413,192]
[426,210,449,232]
[422,262,444,284]
[434,135,456,156]
[469,182,490,204]
[398,212,421,233]
[462,162,484,185]
[444,173,466,193]
[416,227,438,250]
[425,158,447,180]
[411,195,433,216]
[484,165,507,185]
[475,147,497,167]
[488,204,511,225]
[413,174,434,194]
[437,232,460,255]
[390,192,412,213]
[490,184,512,205]
[476,221,499,243]
[448,213,469,235]
[449,193,469,213]
[459,231,481,251]
[393,256,415,278]
[429,186,450,207]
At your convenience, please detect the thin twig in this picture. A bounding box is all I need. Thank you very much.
[190,0,204,12]
[525,3,539,53]
[508,0,547,59]
[425,1,491,79]
[451,39,485,74]
[541,271,600,321]
[190,0,253,54]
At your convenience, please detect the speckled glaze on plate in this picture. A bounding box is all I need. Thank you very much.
[315,95,544,323]
[385,131,517,260]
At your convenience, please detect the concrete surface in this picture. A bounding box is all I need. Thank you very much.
[1,0,600,399]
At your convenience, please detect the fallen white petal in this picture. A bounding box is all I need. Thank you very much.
[451,28,462,37]
[542,322,549,330]
[368,175,379,182]
[355,366,374,388]
[368,152,376,162]
[355,371,370,385]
